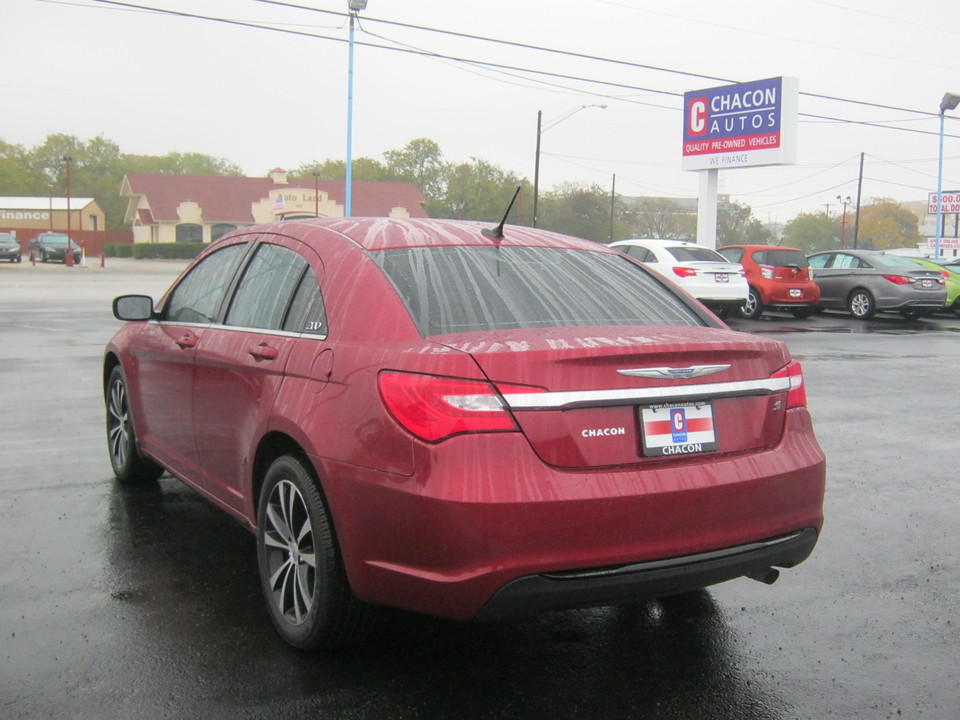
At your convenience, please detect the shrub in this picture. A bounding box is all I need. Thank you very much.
[130,243,207,260]
[105,243,133,257]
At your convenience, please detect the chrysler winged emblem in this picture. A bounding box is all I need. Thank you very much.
[617,364,731,380]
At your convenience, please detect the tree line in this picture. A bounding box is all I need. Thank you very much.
[0,133,923,249]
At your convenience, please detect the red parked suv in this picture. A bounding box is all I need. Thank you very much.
[718,245,820,319]
[105,218,826,648]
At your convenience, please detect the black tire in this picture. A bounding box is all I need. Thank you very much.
[739,287,763,319]
[105,366,163,483]
[257,455,370,649]
[848,289,876,320]
[790,307,814,319]
[953,300,960,318]
[899,309,924,321]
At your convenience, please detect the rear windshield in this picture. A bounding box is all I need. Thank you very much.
[665,246,728,263]
[871,253,930,268]
[374,246,705,336]
[753,249,808,268]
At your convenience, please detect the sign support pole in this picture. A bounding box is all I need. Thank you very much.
[698,169,719,249]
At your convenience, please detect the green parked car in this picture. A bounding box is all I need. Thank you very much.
[908,257,960,317]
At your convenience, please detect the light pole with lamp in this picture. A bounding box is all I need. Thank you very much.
[63,154,74,267]
[345,0,367,218]
[313,170,321,217]
[935,92,960,259]
[532,104,606,227]
[836,195,852,249]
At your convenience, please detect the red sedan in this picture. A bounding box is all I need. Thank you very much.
[105,218,826,648]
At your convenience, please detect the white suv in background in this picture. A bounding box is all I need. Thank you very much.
[611,239,748,316]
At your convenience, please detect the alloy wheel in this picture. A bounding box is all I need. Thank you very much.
[262,479,318,626]
[107,376,131,471]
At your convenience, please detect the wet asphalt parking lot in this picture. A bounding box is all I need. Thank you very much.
[1,258,958,720]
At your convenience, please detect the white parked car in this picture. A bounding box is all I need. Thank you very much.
[611,239,749,316]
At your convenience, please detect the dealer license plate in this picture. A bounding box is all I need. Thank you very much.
[714,273,729,283]
[921,279,934,288]
[640,402,718,457]
[789,288,803,298]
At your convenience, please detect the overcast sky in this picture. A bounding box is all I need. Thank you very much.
[6,0,960,225]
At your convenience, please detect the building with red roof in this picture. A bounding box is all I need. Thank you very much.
[121,169,428,244]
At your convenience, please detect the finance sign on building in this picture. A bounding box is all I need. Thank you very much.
[682,77,798,172]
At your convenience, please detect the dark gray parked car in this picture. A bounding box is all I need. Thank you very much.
[28,232,82,264]
[0,232,22,263]
[807,249,946,319]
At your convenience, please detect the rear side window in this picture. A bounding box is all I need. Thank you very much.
[375,246,704,336]
[620,245,654,262]
[164,243,249,324]
[283,266,327,336]
[226,243,306,330]
[718,247,743,263]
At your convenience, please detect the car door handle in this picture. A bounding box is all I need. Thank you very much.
[248,343,280,361]
[175,334,198,350]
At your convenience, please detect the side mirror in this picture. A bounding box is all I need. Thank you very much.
[113,295,154,321]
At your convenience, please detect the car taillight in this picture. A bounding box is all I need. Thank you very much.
[672,266,699,278]
[772,360,807,408]
[882,275,915,285]
[760,265,774,280]
[378,372,541,443]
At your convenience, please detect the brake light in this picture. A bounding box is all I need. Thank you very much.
[672,266,699,278]
[772,360,807,408]
[760,265,774,280]
[378,372,540,442]
[882,275,915,286]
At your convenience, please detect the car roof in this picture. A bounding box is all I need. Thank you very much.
[246,217,611,254]
[611,238,697,247]
[719,244,804,252]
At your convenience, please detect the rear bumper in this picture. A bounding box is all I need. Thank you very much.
[322,409,826,621]
[760,282,819,307]
[475,527,818,621]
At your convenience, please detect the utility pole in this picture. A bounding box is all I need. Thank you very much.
[852,152,864,249]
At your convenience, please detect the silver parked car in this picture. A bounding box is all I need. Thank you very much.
[807,249,947,320]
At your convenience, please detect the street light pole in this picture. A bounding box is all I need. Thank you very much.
[532,111,542,227]
[532,103,606,228]
[63,154,74,267]
[345,0,368,218]
[935,92,960,259]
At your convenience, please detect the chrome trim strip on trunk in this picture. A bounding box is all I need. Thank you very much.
[501,376,791,410]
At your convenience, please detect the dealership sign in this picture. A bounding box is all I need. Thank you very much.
[682,77,798,171]
[928,191,960,214]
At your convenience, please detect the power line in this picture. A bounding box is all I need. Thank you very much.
[84,0,960,140]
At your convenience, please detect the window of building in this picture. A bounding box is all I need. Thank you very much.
[176,223,203,243]
[212,224,237,242]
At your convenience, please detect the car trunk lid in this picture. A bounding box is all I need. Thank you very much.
[436,326,794,469]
